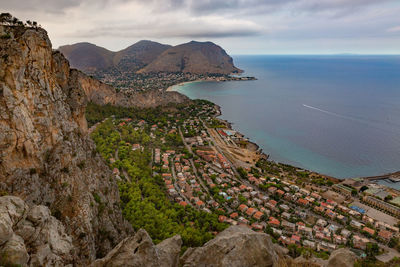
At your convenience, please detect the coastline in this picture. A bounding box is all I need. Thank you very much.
[169,78,341,183]
[166,80,204,92]
[168,77,399,189]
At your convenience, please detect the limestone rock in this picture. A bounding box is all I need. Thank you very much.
[91,229,182,267]
[326,248,357,267]
[0,196,75,266]
[156,234,182,267]
[0,24,132,265]
[181,225,279,267]
[0,233,29,266]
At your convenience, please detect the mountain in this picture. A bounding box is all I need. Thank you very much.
[138,41,242,74]
[59,40,241,75]
[113,40,172,71]
[58,40,171,73]
[57,42,114,72]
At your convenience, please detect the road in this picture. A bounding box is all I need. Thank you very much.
[170,155,193,207]
[179,127,232,213]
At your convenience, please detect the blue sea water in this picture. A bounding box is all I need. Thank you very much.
[172,55,400,179]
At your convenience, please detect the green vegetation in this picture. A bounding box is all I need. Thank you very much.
[90,103,227,251]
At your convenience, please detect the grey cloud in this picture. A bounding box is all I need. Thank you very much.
[72,21,262,39]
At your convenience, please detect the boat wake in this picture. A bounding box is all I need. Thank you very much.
[302,104,346,119]
[302,104,400,134]
[302,104,373,126]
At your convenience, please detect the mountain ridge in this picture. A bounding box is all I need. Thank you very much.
[58,40,241,75]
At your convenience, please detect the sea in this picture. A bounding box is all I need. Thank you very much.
[171,55,400,184]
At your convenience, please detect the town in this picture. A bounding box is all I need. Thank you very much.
[88,100,400,264]
[90,69,256,92]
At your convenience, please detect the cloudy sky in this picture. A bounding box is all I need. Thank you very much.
[2,0,400,54]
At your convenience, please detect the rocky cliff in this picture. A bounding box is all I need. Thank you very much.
[0,24,132,265]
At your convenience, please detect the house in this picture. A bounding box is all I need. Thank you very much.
[276,189,285,197]
[246,207,256,216]
[298,225,313,237]
[297,198,309,206]
[334,235,346,245]
[230,212,239,219]
[179,201,188,207]
[350,220,364,229]
[341,229,352,238]
[282,212,291,220]
[319,241,336,252]
[196,200,205,208]
[378,230,393,242]
[268,187,277,194]
[363,227,375,236]
[268,217,280,227]
[251,223,265,231]
[291,235,301,244]
[218,215,228,223]
[353,235,370,250]
[311,192,322,200]
[303,240,316,249]
[282,220,296,232]
[253,211,264,220]
[279,204,290,211]
[238,204,248,213]
[267,199,277,210]
[238,216,249,225]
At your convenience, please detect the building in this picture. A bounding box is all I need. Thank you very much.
[363,196,400,217]
[333,184,353,197]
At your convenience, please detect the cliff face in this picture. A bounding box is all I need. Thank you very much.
[138,41,242,75]
[0,25,132,265]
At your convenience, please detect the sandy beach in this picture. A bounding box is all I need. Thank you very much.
[166,80,204,92]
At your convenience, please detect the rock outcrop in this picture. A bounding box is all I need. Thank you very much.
[0,196,74,266]
[0,24,132,264]
[91,229,182,267]
[326,248,357,267]
[180,225,279,267]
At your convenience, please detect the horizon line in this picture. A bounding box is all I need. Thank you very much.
[231,53,400,56]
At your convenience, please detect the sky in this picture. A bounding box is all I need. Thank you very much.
[1,0,400,54]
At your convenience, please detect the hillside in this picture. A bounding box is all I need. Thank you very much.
[59,40,171,73]
[59,40,241,75]
[57,42,114,72]
[113,40,172,71]
[138,41,242,75]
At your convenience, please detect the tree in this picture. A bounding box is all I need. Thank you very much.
[0,13,12,25]
[365,242,379,259]
[351,189,358,196]
[385,195,393,202]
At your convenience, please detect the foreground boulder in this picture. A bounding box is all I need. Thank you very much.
[0,196,75,266]
[326,248,357,267]
[181,225,279,267]
[91,229,182,267]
